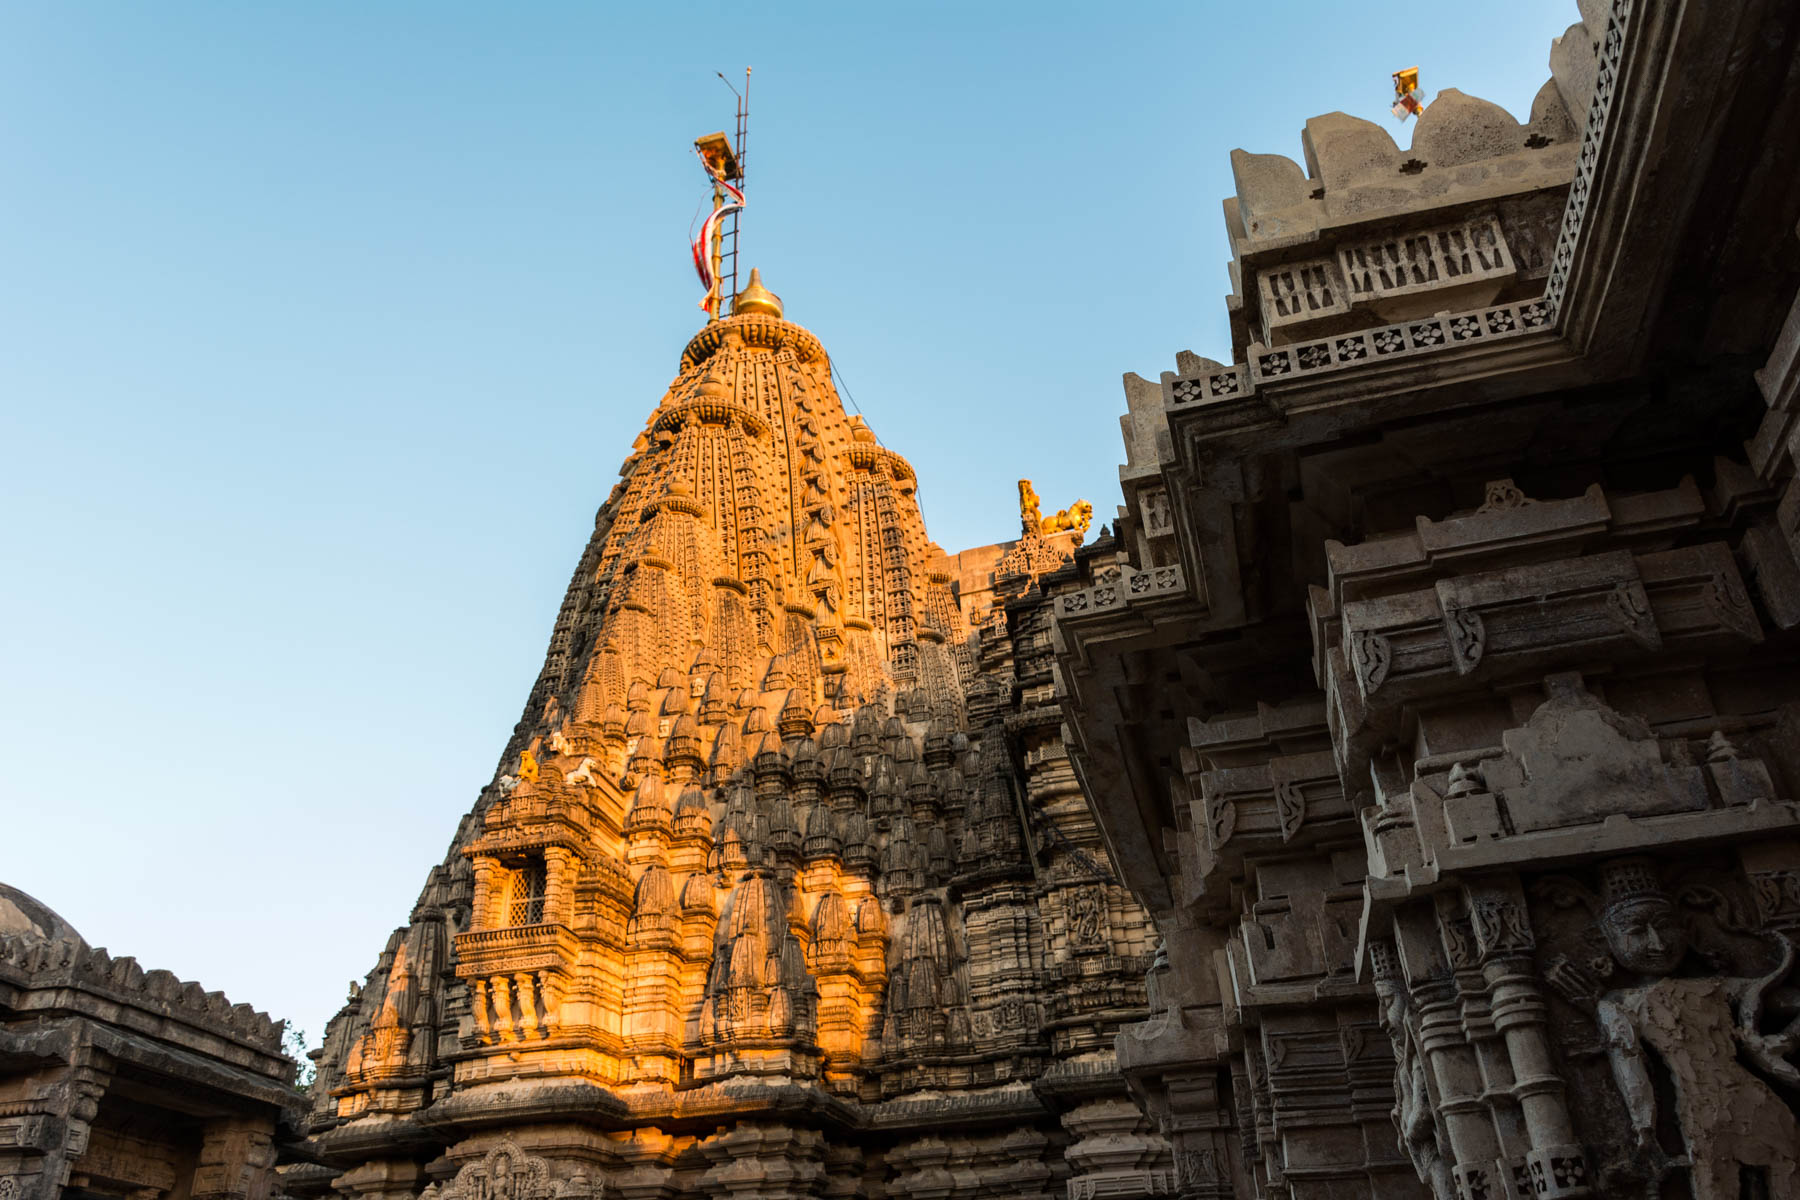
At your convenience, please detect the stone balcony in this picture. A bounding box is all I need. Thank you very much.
[452,922,580,977]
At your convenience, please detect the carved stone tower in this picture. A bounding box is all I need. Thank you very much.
[293,278,1168,1200]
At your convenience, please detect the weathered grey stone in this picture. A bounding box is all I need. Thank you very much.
[1302,113,1404,193]
[1230,148,1312,237]
[1526,77,1579,145]
[1054,4,1800,1199]
[1410,89,1527,168]
[0,886,298,1200]
[1550,20,1599,126]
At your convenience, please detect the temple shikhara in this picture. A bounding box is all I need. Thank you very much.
[8,3,1800,1200]
[282,267,1150,1200]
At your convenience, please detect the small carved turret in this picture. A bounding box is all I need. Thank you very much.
[626,777,672,836]
[803,804,843,862]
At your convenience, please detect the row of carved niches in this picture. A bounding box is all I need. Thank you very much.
[1368,841,1800,1200]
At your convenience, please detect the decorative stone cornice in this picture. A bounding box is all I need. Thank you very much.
[680,312,825,368]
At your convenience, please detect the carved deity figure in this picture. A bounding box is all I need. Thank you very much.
[1375,979,1454,1200]
[1067,886,1106,946]
[489,1155,514,1200]
[1548,858,1800,1199]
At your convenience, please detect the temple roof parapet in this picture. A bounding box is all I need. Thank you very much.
[1224,82,1577,357]
[0,916,291,1063]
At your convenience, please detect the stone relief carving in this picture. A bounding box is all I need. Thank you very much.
[430,1141,594,1200]
[1373,956,1454,1200]
[1068,886,1108,948]
[1535,858,1800,1197]
[1273,780,1306,842]
[1352,630,1391,694]
[1444,605,1485,675]
[1208,797,1236,846]
[1142,489,1173,535]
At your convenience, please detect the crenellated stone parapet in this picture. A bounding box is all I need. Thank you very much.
[1224,85,1576,359]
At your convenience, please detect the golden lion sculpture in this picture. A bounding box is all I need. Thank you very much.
[1018,479,1093,542]
[1041,499,1095,539]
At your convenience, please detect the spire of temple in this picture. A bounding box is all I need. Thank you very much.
[309,290,999,1113]
[299,172,1153,1200]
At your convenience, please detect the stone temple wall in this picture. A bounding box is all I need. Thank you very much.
[1053,4,1800,1200]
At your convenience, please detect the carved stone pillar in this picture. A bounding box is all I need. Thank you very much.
[470,978,492,1043]
[536,970,562,1037]
[1371,939,1453,1200]
[1466,879,1586,1200]
[490,974,516,1042]
[1171,1132,1233,1200]
[1394,909,1501,1200]
[512,972,540,1039]
[192,1117,278,1200]
[471,857,498,931]
[543,846,574,926]
[8,1062,112,1200]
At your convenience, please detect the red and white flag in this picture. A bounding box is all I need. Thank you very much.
[691,176,744,317]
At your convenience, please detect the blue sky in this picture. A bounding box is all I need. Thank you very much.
[1,2,1577,1048]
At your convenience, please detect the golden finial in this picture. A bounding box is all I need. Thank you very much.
[734,268,783,319]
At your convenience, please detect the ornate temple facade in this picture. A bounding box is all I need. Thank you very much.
[288,273,1168,1200]
[1053,3,1800,1200]
[13,5,1800,1200]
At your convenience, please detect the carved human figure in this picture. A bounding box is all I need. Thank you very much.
[488,1155,513,1200]
[1555,859,1800,1199]
[1375,980,1454,1200]
[1068,886,1105,946]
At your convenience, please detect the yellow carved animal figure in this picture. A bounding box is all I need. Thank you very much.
[1041,499,1094,539]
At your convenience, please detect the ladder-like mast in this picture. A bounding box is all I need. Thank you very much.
[693,70,751,322]
[719,68,749,315]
